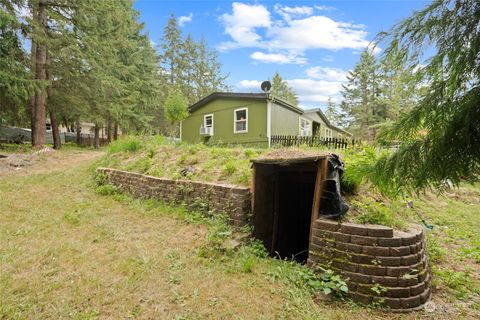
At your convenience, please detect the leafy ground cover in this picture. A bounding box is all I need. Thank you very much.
[0,144,478,319]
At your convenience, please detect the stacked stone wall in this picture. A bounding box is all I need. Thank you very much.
[97,168,250,227]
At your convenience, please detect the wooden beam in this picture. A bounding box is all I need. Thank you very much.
[308,157,329,254]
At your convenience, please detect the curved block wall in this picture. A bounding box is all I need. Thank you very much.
[308,218,432,311]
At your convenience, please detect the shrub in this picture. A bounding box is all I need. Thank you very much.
[108,136,143,154]
[223,161,237,175]
[354,200,393,226]
[95,184,119,196]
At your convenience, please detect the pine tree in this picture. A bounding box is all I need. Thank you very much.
[270,72,298,106]
[192,36,230,101]
[373,0,480,193]
[159,14,183,86]
[324,97,342,127]
[0,1,40,127]
[377,48,418,122]
[341,49,381,140]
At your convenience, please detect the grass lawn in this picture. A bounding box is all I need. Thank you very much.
[0,147,479,319]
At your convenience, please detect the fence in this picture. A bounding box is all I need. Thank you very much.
[0,126,108,146]
[64,132,108,146]
[270,135,359,149]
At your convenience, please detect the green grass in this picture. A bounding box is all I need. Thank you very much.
[2,144,478,318]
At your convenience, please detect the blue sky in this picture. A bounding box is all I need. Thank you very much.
[134,0,429,108]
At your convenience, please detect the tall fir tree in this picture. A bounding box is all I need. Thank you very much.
[341,49,381,140]
[0,0,41,127]
[324,97,342,127]
[159,14,183,86]
[270,72,298,106]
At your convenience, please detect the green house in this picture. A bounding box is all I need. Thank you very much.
[180,92,352,147]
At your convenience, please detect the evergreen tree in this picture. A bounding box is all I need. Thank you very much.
[324,97,342,127]
[0,1,40,127]
[341,49,381,140]
[377,48,418,122]
[270,72,298,106]
[373,0,480,193]
[159,14,183,86]
[192,36,230,101]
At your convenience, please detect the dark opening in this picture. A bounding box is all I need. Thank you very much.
[252,162,318,263]
[274,169,316,262]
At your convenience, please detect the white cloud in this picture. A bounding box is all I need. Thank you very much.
[305,67,348,82]
[250,51,307,64]
[236,77,344,105]
[274,4,313,21]
[179,13,193,27]
[287,78,343,105]
[219,2,373,64]
[315,5,336,11]
[237,80,262,91]
[267,16,369,51]
[322,55,334,62]
[219,2,271,50]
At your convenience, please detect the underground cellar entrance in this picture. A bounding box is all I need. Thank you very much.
[251,155,331,263]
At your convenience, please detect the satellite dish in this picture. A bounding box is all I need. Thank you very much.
[261,81,272,93]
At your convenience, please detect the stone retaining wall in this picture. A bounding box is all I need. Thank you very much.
[97,168,251,227]
[308,218,432,311]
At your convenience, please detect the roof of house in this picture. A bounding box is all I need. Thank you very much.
[304,108,352,137]
[188,92,352,136]
[188,92,304,114]
[188,92,267,112]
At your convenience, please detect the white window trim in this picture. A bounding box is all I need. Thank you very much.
[204,114,214,128]
[298,117,312,137]
[234,108,248,133]
[325,128,333,138]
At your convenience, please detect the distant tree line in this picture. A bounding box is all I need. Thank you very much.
[0,1,229,148]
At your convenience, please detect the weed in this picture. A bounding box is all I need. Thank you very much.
[240,255,255,273]
[370,283,388,296]
[223,161,237,175]
[108,136,143,153]
[63,211,81,225]
[147,148,156,159]
[95,184,119,196]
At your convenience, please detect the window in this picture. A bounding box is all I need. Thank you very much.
[46,123,52,131]
[325,128,333,138]
[234,108,248,133]
[299,117,312,136]
[204,114,213,128]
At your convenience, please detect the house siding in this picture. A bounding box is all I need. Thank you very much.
[270,102,302,136]
[181,97,268,147]
[304,112,348,139]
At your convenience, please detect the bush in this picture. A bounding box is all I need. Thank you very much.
[351,198,407,229]
[95,184,119,195]
[108,136,143,154]
[223,161,237,175]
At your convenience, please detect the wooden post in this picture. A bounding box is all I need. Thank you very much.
[308,157,329,256]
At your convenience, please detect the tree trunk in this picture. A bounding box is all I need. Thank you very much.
[106,116,112,142]
[75,117,81,145]
[31,0,48,148]
[113,122,118,140]
[45,51,61,150]
[29,6,37,143]
[49,109,61,149]
[94,124,100,149]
